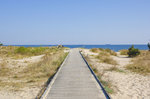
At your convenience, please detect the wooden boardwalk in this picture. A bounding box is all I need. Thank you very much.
[43,49,106,99]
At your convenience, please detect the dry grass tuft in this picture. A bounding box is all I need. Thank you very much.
[90,48,100,53]
[119,49,128,55]
[84,55,114,94]
[90,48,118,65]
[104,49,117,56]
[105,66,125,73]
[90,48,117,56]
[17,51,68,85]
[0,46,68,91]
[96,52,118,65]
[0,60,11,76]
[126,51,150,74]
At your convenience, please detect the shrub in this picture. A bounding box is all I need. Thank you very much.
[15,47,29,54]
[128,45,140,57]
[148,43,150,51]
[30,47,47,55]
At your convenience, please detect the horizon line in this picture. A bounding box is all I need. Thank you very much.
[3,44,148,45]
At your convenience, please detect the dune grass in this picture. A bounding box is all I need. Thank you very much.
[21,51,68,83]
[126,51,150,74]
[119,49,128,55]
[105,66,125,73]
[0,46,61,59]
[0,46,68,91]
[104,49,117,56]
[96,51,118,65]
[84,55,114,94]
[0,65,11,77]
[90,48,117,56]
[90,48,100,53]
[90,48,118,65]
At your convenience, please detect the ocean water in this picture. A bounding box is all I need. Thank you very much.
[6,45,148,52]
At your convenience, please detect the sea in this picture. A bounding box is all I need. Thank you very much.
[5,45,148,52]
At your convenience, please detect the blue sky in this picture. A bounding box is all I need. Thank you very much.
[0,0,150,45]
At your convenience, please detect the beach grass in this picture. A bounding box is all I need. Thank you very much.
[90,48,117,56]
[105,66,125,73]
[0,46,68,90]
[90,48,100,53]
[84,55,114,94]
[90,48,118,65]
[126,51,150,74]
[119,49,128,55]
[96,52,118,65]
[0,46,61,59]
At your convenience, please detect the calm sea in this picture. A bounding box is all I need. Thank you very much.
[5,45,148,52]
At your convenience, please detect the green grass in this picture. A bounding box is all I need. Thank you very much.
[97,73,114,94]
[104,86,114,94]
[15,47,49,55]
[0,46,63,59]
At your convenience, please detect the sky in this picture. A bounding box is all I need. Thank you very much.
[0,0,150,45]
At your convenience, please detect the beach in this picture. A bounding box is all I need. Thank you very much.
[0,46,68,99]
[81,48,150,99]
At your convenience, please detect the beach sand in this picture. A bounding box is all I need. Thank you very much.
[82,49,150,99]
[0,55,44,99]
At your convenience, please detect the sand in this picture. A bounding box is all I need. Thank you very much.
[81,49,150,99]
[0,55,44,99]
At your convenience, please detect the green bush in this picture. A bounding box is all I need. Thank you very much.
[128,45,140,57]
[30,47,47,55]
[0,43,3,46]
[148,43,150,51]
[15,47,29,54]
[15,47,49,55]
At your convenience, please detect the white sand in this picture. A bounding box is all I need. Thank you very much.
[0,87,40,99]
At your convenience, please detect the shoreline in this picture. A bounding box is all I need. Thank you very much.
[2,45,148,52]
